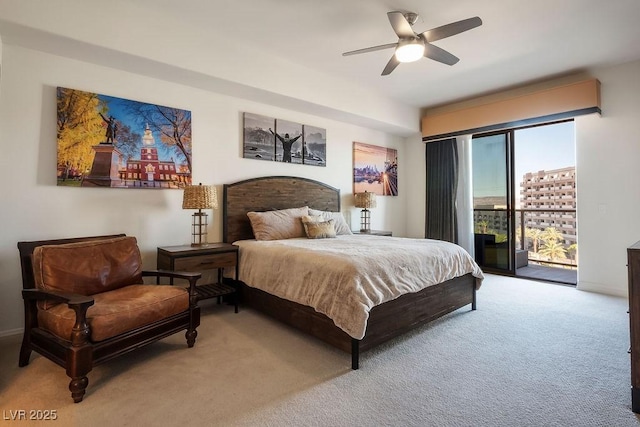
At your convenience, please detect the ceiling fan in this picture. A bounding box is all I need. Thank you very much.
[342,11,482,76]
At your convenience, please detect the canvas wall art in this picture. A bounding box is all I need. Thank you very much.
[274,119,303,164]
[353,142,398,196]
[56,87,192,189]
[242,112,275,161]
[303,125,327,167]
[242,112,326,167]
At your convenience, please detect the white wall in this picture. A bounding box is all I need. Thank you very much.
[575,59,640,297]
[0,45,408,335]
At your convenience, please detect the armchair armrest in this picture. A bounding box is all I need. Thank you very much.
[142,269,202,282]
[22,289,94,346]
[142,270,201,302]
[22,288,94,306]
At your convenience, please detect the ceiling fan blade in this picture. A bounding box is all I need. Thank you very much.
[381,55,400,76]
[342,43,397,56]
[424,43,459,65]
[387,11,415,38]
[420,16,482,42]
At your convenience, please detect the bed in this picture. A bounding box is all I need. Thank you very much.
[223,175,483,369]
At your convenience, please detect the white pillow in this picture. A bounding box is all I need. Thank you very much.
[308,209,352,235]
[247,206,309,240]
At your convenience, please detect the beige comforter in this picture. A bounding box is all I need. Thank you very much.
[234,235,484,340]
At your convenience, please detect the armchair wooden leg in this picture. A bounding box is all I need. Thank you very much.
[186,329,197,348]
[20,299,35,367]
[69,376,89,403]
[186,305,200,348]
[65,342,92,403]
[67,304,93,403]
[18,338,32,367]
[66,345,92,403]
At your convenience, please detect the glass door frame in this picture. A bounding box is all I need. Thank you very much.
[472,129,517,275]
[472,119,576,281]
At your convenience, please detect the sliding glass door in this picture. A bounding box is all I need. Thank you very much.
[471,121,577,284]
[472,131,514,273]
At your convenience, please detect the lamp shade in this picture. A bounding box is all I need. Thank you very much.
[182,184,218,210]
[354,191,377,209]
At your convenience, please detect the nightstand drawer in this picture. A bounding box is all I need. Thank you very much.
[174,252,237,271]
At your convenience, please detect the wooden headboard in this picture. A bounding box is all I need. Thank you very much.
[223,176,341,243]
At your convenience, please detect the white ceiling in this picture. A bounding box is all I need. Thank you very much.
[1,0,640,121]
[130,0,640,108]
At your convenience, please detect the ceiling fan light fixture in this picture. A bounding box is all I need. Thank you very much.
[342,11,482,75]
[396,40,424,62]
[395,40,424,62]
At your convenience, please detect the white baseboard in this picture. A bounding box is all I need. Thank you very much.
[577,280,628,298]
[0,328,23,338]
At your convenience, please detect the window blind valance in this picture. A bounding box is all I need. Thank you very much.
[421,79,601,141]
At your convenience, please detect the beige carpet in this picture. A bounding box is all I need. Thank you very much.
[1,274,639,426]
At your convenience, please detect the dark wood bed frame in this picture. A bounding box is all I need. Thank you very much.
[223,176,478,369]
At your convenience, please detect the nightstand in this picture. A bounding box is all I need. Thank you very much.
[157,243,239,312]
[352,230,393,236]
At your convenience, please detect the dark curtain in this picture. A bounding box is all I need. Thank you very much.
[425,138,458,243]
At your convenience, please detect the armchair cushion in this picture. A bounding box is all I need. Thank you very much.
[33,236,142,309]
[37,284,189,342]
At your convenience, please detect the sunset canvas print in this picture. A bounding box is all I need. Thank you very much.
[353,142,398,196]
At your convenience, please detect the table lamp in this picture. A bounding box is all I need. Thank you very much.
[182,183,218,246]
[354,191,377,232]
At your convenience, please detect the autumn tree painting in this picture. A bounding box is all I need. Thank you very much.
[56,87,104,181]
[56,87,192,189]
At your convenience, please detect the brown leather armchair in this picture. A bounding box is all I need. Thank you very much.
[17,234,201,403]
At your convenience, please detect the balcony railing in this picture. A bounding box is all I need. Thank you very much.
[473,208,578,269]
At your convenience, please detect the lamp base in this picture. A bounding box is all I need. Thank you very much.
[191,211,209,246]
[360,208,371,233]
